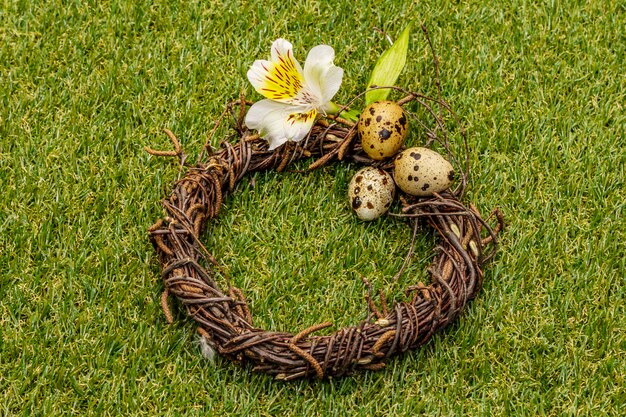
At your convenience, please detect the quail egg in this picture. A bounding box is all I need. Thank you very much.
[358,101,408,160]
[348,167,395,221]
[393,147,455,196]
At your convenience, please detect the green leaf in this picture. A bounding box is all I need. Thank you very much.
[326,102,361,123]
[365,24,411,105]
[342,108,361,122]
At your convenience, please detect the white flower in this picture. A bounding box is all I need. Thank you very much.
[245,39,343,150]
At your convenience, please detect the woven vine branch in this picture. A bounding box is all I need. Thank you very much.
[147,26,503,380]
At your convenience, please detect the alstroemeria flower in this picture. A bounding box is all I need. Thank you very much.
[245,38,343,150]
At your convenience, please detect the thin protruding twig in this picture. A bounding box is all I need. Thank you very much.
[161,289,174,324]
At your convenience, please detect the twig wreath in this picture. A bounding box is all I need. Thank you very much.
[147,25,504,380]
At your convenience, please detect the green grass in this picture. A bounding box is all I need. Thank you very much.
[1,0,624,415]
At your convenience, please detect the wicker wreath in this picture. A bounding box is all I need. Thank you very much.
[147,34,503,380]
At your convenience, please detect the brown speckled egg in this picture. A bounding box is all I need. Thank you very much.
[348,167,395,221]
[393,147,455,196]
[358,101,408,160]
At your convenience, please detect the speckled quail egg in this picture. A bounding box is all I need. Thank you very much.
[393,147,455,196]
[358,101,408,161]
[348,167,395,221]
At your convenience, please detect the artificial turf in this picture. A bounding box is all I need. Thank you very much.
[1,0,624,415]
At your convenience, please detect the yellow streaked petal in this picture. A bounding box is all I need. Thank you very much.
[285,108,317,129]
[247,40,305,103]
[259,58,304,101]
[284,108,317,142]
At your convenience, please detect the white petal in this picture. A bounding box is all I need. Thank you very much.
[303,45,343,105]
[319,66,343,104]
[245,100,317,150]
[244,99,284,130]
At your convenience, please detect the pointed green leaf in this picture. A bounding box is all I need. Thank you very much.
[365,24,411,105]
[343,108,361,122]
